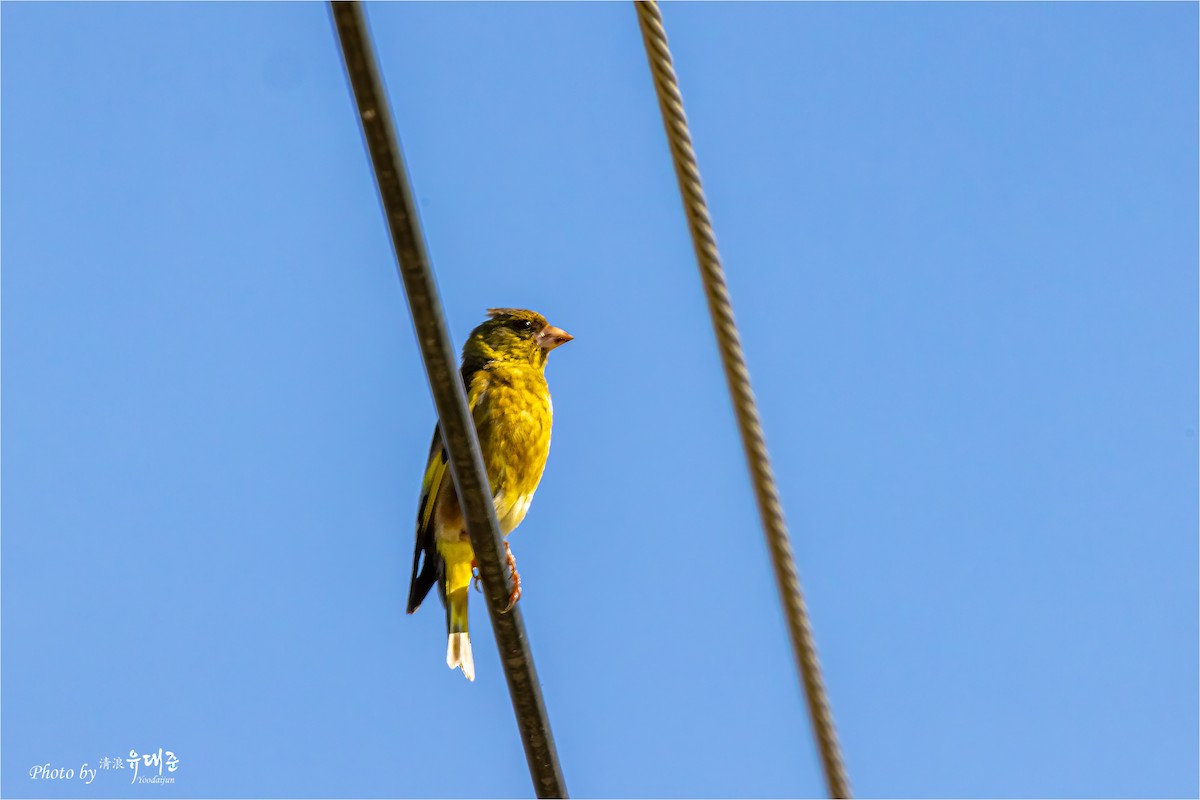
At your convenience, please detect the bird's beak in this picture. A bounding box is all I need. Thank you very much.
[536,325,573,351]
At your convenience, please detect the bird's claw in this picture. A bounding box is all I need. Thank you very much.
[470,560,483,593]
[501,541,522,613]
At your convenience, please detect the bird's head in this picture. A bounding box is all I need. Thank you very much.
[463,308,573,370]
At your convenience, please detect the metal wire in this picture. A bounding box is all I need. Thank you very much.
[633,2,851,797]
[330,4,567,796]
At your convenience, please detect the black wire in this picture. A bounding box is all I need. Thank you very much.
[329,4,567,796]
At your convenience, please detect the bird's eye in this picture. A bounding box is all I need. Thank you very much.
[516,320,536,333]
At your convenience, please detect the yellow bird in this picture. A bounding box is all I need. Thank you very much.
[406,308,572,681]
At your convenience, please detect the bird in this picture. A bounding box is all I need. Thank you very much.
[406,308,573,681]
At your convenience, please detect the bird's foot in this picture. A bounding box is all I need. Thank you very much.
[470,559,482,593]
[501,541,521,613]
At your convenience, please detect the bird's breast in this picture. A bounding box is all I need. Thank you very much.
[476,367,554,534]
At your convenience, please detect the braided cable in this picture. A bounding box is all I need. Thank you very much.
[634,3,851,797]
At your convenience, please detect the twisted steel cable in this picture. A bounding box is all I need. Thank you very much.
[633,3,852,797]
[330,4,566,796]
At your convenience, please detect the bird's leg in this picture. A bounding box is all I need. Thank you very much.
[502,541,521,612]
[470,559,482,593]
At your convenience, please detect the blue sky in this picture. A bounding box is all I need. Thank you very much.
[2,2,1196,798]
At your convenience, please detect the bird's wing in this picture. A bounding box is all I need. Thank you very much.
[405,366,491,614]
[405,427,446,614]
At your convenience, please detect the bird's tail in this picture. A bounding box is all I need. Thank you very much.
[441,541,475,681]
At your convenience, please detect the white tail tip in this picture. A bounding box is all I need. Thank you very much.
[447,632,475,681]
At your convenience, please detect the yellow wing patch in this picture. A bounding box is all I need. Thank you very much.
[415,370,492,545]
[416,434,448,541]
